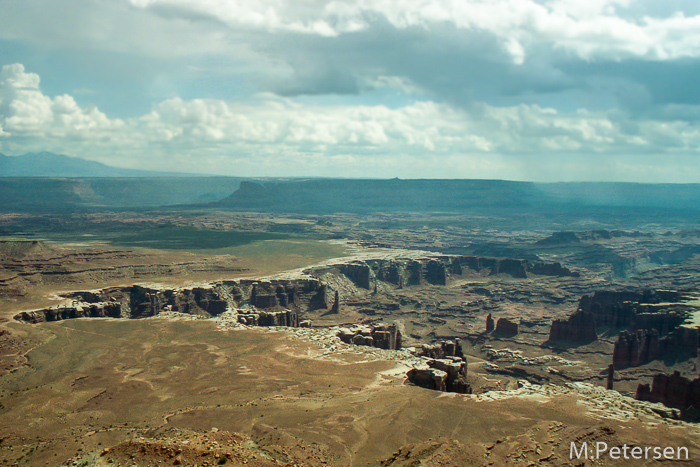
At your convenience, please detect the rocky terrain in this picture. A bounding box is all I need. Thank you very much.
[636,371,700,420]
[2,201,700,465]
[9,250,700,401]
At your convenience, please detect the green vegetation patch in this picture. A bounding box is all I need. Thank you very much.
[94,227,291,251]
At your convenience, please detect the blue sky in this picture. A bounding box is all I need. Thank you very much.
[1,0,700,181]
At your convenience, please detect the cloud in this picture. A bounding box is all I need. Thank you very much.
[117,0,700,118]
[0,64,124,138]
[126,0,700,61]
[3,0,700,119]
[3,63,700,182]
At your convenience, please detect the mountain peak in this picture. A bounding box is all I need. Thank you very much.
[0,151,191,178]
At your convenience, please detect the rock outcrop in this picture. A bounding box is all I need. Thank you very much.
[237,310,299,327]
[16,302,122,324]
[317,256,579,294]
[577,290,683,329]
[404,261,423,286]
[535,231,581,245]
[636,371,700,418]
[244,279,325,311]
[613,329,661,369]
[550,288,699,366]
[330,291,340,314]
[425,260,447,285]
[490,258,528,278]
[15,277,331,328]
[166,287,227,317]
[336,263,371,289]
[547,310,597,345]
[406,340,470,394]
[336,323,402,350]
[494,318,518,337]
[406,365,448,392]
[485,313,494,333]
[413,339,464,360]
[406,357,470,393]
[606,364,615,390]
[613,326,699,369]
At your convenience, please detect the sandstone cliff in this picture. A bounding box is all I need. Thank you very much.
[406,341,470,394]
[14,277,331,328]
[336,323,402,350]
[613,327,699,369]
[494,318,518,337]
[636,371,700,419]
[547,310,597,345]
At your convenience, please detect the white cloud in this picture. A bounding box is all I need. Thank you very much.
[5,0,689,66]
[2,63,700,181]
[125,0,700,62]
[0,64,124,138]
[3,0,699,120]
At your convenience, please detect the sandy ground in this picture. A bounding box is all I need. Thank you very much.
[1,318,699,466]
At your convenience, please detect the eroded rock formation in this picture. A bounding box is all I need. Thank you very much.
[335,262,371,289]
[613,326,699,369]
[406,360,470,393]
[16,302,122,324]
[413,339,464,360]
[613,329,661,369]
[494,318,518,337]
[485,313,494,333]
[317,255,579,293]
[243,279,325,311]
[330,291,340,314]
[548,288,698,364]
[237,310,299,327]
[406,353,470,394]
[14,278,330,327]
[636,371,700,418]
[577,290,683,329]
[336,323,402,350]
[547,310,597,345]
[606,364,615,390]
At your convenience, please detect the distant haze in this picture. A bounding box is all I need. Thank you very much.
[2,1,700,182]
[0,152,194,177]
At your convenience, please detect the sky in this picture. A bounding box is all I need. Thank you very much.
[1,0,700,182]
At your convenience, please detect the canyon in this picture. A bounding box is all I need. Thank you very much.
[2,179,700,466]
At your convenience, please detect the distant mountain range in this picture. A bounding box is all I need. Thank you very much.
[0,152,195,177]
[2,152,700,221]
[216,178,700,214]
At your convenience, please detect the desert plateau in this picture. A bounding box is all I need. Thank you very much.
[3,2,700,464]
[1,176,699,466]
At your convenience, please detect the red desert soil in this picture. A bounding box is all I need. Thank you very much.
[1,319,698,466]
[0,238,348,316]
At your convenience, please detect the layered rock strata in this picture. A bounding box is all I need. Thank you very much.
[547,288,698,367]
[314,255,579,293]
[16,302,122,324]
[494,318,518,337]
[636,371,700,418]
[413,339,463,360]
[237,310,299,327]
[547,310,597,344]
[15,278,330,327]
[577,290,683,329]
[336,323,403,350]
[613,327,699,369]
[406,357,470,393]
